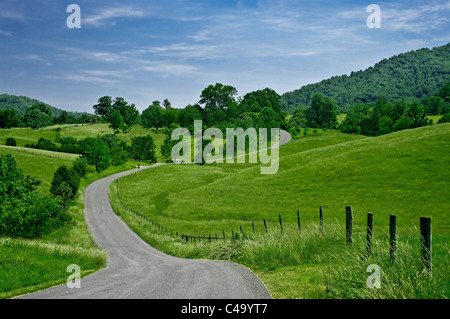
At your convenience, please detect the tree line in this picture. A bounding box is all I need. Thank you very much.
[286,81,450,137]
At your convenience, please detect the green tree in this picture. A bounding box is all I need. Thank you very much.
[306,93,338,129]
[24,108,52,129]
[110,146,130,166]
[93,96,113,118]
[0,109,21,128]
[50,165,80,204]
[80,137,111,172]
[199,83,238,125]
[130,135,156,162]
[108,110,127,133]
[141,101,165,130]
[0,154,67,238]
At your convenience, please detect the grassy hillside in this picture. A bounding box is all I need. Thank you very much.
[0,93,89,118]
[282,43,450,113]
[111,124,450,298]
[115,124,450,234]
[0,146,79,193]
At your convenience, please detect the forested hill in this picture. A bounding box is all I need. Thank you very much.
[0,93,89,118]
[281,43,450,113]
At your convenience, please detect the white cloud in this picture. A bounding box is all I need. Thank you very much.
[83,6,147,26]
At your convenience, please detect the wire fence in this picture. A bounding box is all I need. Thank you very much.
[114,176,433,274]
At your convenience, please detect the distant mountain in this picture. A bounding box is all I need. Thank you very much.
[0,93,91,118]
[282,43,450,113]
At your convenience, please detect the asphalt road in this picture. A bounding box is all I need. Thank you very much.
[20,131,291,299]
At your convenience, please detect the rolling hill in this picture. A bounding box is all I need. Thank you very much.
[0,93,90,118]
[282,43,450,113]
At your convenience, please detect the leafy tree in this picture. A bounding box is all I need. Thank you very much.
[50,165,80,204]
[93,96,113,118]
[110,146,129,166]
[163,99,172,109]
[0,109,21,128]
[24,108,52,129]
[407,102,430,128]
[80,137,111,172]
[422,96,447,115]
[36,137,57,151]
[73,157,88,178]
[108,110,127,133]
[179,104,203,129]
[437,81,450,104]
[141,101,165,130]
[437,113,450,124]
[130,135,156,162]
[199,83,238,125]
[0,154,67,238]
[306,93,338,129]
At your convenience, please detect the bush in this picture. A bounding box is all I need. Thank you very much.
[73,157,88,178]
[0,193,68,238]
[5,137,16,146]
[130,135,156,163]
[437,113,450,124]
[50,165,80,203]
[0,154,68,238]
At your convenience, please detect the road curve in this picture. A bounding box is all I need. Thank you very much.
[20,130,291,299]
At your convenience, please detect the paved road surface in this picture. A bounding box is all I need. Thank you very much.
[20,131,291,299]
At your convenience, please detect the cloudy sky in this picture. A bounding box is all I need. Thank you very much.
[0,0,449,113]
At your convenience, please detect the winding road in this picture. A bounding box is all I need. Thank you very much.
[21,131,291,299]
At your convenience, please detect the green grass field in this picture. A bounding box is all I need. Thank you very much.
[111,123,450,298]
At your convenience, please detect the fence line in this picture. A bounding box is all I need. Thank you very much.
[115,179,433,273]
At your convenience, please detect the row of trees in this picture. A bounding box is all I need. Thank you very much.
[94,84,286,135]
[22,134,157,172]
[286,81,450,136]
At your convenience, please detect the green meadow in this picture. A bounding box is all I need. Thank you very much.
[110,123,450,298]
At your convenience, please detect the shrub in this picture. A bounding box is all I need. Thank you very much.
[72,157,88,178]
[50,165,80,203]
[437,113,450,124]
[5,137,16,146]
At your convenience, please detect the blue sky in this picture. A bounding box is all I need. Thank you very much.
[0,0,449,113]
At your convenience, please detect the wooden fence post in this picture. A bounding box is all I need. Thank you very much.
[240,225,243,234]
[320,206,324,230]
[252,221,256,235]
[390,215,397,261]
[297,210,301,233]
[263,219,268,234]
[420,217,432,274]
[279,215,284,236]
[366,213,373,256]
[346,206,353,244]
